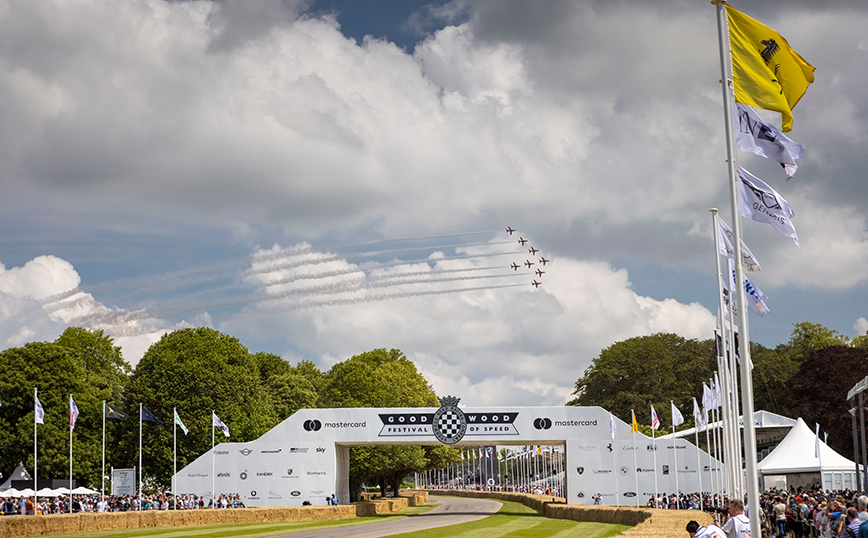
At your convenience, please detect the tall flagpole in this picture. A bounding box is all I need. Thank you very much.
[173,407,177,511]
[672,402,680,509]
[211,410,215,507]
[714,2,761,534]
[69,394,73,512]
[101,400,105,502]
[34,387,38,516]
[139,403,142,507]
[652,427,658,507]
[695,419,703,502]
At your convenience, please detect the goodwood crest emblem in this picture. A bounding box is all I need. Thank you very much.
[432,395,467,445]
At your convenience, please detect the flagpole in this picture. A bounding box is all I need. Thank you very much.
[211,410,215,507]
[101,400,105,503]
[705,390,716,506]
[69,394,73,512]
[671,402,679,509]
[34,387,38,516]
[695,417,703,504]
[652,426,658,507]
[139,403,142,507]
[715,3,761,534]
[173,407,177,511]
[631,415,638,507]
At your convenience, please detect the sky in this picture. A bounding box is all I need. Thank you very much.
[1,0,867,408]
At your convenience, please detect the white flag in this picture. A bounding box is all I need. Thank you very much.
[713,373,722,409]
[651,405,660,430]
[671,401,684,427]
[70,396,79,431]
[734,103,805,180]
[730,260,770,318]
[609,412,617,440]
[35,394,45,425]
[212,412,230,437]
[815,422,821,459]
[737,167,799,246]
[693,397,706,429]
[717,217,761,272]
[174,410,189,436]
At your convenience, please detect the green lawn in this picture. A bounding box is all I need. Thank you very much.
[382,500,629,538]
[23,504,437,538]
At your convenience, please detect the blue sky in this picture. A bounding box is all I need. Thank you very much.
[1,0,867,406]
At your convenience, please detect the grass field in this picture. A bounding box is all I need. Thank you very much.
[382,500,629,538]
[19,499,629,538]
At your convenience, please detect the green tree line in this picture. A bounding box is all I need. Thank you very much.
[0,327,457,499]
[568,322,868,458]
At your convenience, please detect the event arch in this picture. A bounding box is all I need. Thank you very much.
[173,403,719,506]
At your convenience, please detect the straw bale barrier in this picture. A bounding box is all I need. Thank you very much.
[426,489,712,537]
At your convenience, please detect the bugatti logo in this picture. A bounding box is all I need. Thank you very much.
[432,395,467,445]
[304,419,322,432]
[577,467,584,475]
[533,418,552,430]
[240,448,252,456]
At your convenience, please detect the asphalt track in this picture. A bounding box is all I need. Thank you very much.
[270,495,502,538]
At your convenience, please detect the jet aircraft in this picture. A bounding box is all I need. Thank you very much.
[505,226,515,235]
[518,237,528,245]
[535,269,545,277]
[532,280,542,288]
[511,263,520,271]
[528,247,539,255]
[524,260,535,268]
[539,257,550,266]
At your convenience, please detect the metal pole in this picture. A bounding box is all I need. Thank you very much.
[102,400,105,502]
[860,393,867,491]
[851,404,861,492]
[714,3,761,534]
[139,403,142,507]
[34,388,38,516]
[69,394,73,512]
[173,407,177,510]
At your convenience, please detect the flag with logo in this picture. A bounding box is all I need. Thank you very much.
[729,260,770,319]
[714,373,723,409]
[702,383,713,424]
[727,5,815,132]
[734,103,805,180]
[671,402,684,427]
[141,406,163,426]
[35,394,45,425]
[609,412,616,440]
[651,406,660,430]
[212,412,230,437]
[631,409,639,433]
[70,396,79,430]
[105,403,129,420]
[174,410,189,435]
[737,166,799,246]
[693,397,706,429]
[717,217,761,272]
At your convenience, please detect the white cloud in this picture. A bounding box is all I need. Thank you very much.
[855,317,868,336]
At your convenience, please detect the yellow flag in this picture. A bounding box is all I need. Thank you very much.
[727,6,814,132]
[631,410,639,433]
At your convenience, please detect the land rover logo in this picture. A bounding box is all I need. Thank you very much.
[432,395,467,445]
[577,467,584,475]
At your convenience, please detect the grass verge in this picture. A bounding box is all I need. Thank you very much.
[381,499,629,538]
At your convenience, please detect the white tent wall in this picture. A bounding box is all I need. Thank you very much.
[174,405,721,507]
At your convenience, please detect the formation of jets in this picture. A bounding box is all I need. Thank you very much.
[505,226,549,289]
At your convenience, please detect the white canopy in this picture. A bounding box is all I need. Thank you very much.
[71,486,97,495]
[0,488,21,497]
[660,410,796,439]
[757,417,856,474]
[35,487,58,497]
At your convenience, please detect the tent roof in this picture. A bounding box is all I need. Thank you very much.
[757,417,856,474]
[659,410,796,439]
[0,465,31,491]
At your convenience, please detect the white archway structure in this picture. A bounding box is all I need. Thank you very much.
[174,405,719,506]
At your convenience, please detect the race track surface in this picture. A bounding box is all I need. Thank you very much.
[270,495,502,538]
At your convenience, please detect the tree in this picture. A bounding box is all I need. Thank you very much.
[777,345,868,457]
[318,348,445,499]
[0,329,132,488]
[568,333,716,426]
[252,353,319,422]
[118,328,278,487]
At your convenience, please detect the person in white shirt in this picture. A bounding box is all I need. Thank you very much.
[687,519,726,538]
[721,499,750,538]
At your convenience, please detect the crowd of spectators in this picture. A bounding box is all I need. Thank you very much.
[0,492,247,515]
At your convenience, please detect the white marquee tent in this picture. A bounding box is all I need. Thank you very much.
[757,417,858,491]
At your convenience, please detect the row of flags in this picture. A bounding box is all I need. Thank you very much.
[30,395,230,438]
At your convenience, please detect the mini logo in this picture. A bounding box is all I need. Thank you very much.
[606,443,613,452]
[240,448,253,456]
[304,419,322,432]
[577,467,585,475]
[619,466,629,475]
[291,491,301,497]
[624,492,637,498]
[533,418,552,430]
[240,471,248,480]
[432,395,467,445]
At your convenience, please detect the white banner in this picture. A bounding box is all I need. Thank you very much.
[112,468,136,496]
